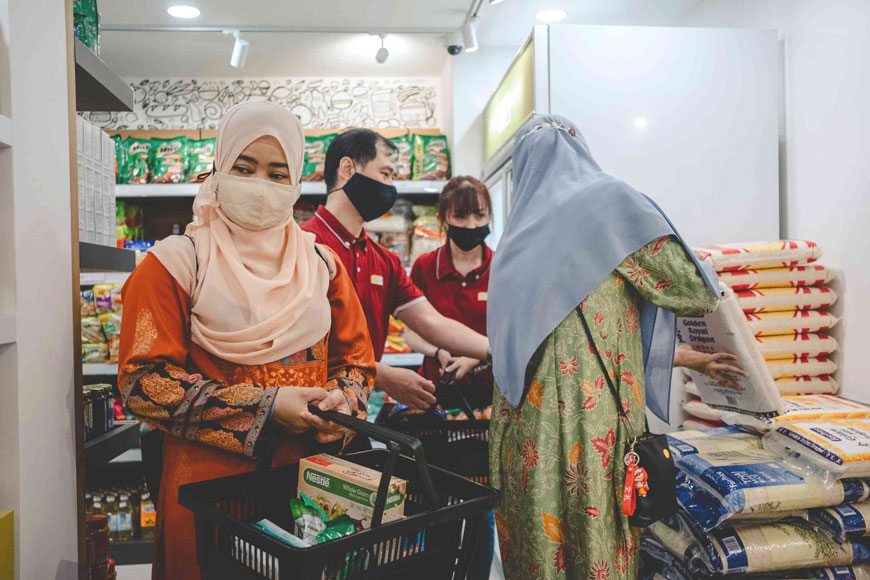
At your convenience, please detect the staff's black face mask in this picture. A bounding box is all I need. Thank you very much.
[447,223,491,252]
[340,172,398,222]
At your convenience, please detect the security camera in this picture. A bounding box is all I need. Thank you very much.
[445,32,464,56]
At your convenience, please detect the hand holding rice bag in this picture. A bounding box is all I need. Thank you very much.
[723,396,870,432]
[763,419,870,479]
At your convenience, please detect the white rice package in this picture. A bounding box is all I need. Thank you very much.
[776,376,840,396]
[746,310,840,337]
[688,520,870,575]
[640,537,693,580]
[763,419,870,479]
[684,379,699,398]
[722,396,870,432]
[683,418,724,430]
[813,502,870,543]
[719,265,834,290]
[696,240,822,272]
[757,333,839,361]
[676,283,783,418]
[683,398,724,422]
[737,287,838,314]
[767,356,839,380]
[667,426,764,460]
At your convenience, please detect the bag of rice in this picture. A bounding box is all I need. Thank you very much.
[390,134,413,180]
[696,240,822,272]
[412,134,450,181]
[768,357,839,380]
[776,376,840,396]
[684,379,699,398]
[763,419,870,480]
[150,137,188,184]
[813,502,870,543]
[676,284,783,418]
[737,287,838,314]
[747,310,840,337]
[722,396,870,432]
[186,138,216,182]
[667,426,764,460]
[757,333,839,361]
[677,448,870,523]
[683,418,724,430]
[719,265,834,290]
[640,537,694,580]
[688,520,870,575]
[302,134,338,182]
[649,515,698,562]
[683,398,724,422]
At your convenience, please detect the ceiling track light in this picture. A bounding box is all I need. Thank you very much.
[461,18,479,53]
[375,33,389,64]
[223,30,249,68]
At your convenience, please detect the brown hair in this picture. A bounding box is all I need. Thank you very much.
[438,176,492,223]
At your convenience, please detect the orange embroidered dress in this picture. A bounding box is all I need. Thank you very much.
[118,252,375,579]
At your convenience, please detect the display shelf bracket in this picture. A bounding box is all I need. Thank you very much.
[85,421,140,466]
[74,39,134,112]
[83,363,119,376]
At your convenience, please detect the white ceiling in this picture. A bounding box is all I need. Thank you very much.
[97,0,704,78]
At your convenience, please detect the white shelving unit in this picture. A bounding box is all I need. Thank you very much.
[83,363,118,376]
[382,353,424,367]
[0,314,15,345]
[116,180,447,198]
[80,271,131,286]
[0,115,11,149]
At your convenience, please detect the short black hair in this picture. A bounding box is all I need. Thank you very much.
[324,128,398,192]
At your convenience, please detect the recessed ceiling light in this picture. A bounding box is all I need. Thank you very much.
[167,5,201,19]
[536,8,567,22]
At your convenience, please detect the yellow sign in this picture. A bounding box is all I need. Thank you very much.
[483,40,536,162]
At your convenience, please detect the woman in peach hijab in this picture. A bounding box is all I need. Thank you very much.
[118,101,375,579]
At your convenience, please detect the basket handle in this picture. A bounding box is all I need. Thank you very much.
[307,405,441,524]
[433,369,477,419]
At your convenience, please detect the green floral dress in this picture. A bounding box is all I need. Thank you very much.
[489,236,717,580]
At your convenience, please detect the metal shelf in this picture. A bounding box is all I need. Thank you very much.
[74,38,134,112]
[0,114,11,149]
[0,314,15,345]
[116,180,447,198]
[111,538,153,565]
[382,353,424,368]
[83,363,118,376]
[79,242,136,273]
[85,421,140,467]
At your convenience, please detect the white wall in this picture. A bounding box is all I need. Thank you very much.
[8,0,79,576]
[450,47,517,178]
[681,0,870,404]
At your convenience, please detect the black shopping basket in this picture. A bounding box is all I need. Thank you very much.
[178,405,496,580]
[378,371,491,486]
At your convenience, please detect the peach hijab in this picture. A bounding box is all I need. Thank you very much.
[150,101,331,365]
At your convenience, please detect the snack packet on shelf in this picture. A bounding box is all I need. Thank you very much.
[81,316,106,344]
[390,134,413,180]
[111,135,129,184]
[82,343,109,363]
[150,137,188,184]
[412,134,450,181]
[80,289,97,317]
[185,138,216,182]
[302,134,337,182]
[124,138,152,184]
[410,215,444,264]
[93,284,122,314]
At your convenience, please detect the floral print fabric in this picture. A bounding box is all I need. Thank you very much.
[490,236,717,579]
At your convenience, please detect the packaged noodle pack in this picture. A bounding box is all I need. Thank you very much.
[695,240,822,272]
[756,333,839,361]
[718,265,834,291]
[186,138,215,182]
[667,426,764,461]
[150,137,188,184]
[746,310,839,337]
[302,134,337,182]
[763,419,870,479]
[676,283,783,418]
[390,134,413,180]
[297,454,406,530]
[722,396,870,432]
[676,448,870,527]
[412,134,450,180]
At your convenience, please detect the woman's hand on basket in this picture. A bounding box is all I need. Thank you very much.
[272,388,350,443]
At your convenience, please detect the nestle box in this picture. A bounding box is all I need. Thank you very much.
[298,454,406,529]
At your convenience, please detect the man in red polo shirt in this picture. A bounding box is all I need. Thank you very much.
[301,129,490,409]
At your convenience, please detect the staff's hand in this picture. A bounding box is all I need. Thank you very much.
[435,348,454,371]
[674,345,748,382]
[382,366,436,410]
[272,388,350,443]
[445,356,480,381]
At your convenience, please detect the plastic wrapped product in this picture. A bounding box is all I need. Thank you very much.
[99,312,122,342]
[688,520,870,575]
[81,289,97,317]
[747,310,840,337]
[649,515,698,562]
[150,137,188,184]
[639,537,694,580]
[813,503,870,543]
[411,134,450,181]
[676,448,870,525]
[390,134,413,180]
[768,357,839,380]
[718,265,835,291]
[667,426,764,461]
[695,240,822,272]
[737,287,838,314]
[186,138,216,182]
[683,399,725,422]
[676,284,783,418]
[111,135,129,184]
[776,376,840,396]
[81,316,106,344]
[722,396,870,432]
[763,419,870,480]
[410,215,445,264]
[123,138,152,185]
[93,284,123,314]
[82,343,109,363]
[757,333,839,361]
[683,418,725,430]
[301,134,337,182]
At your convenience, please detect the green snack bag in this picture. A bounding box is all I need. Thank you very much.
[125,138,152,184]
[390,134,413,181]
[111,135,129,184]
[186,138,216,182]
[412,134,450,181]
[302,134,338,182]
[150,137,188,184]
[290,493,328,544]
[315,515,356,544]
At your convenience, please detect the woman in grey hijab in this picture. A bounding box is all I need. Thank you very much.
[487,115,719,579]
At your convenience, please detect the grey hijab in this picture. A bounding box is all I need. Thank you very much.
[487,114,719,421]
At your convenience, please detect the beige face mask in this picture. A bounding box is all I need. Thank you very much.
[215,172,301,230]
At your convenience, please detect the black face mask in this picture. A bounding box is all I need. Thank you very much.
[340,172,398,222]
[447,224,491,252]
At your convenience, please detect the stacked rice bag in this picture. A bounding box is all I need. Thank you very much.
[697,240,841,396]
[80,284,123,363]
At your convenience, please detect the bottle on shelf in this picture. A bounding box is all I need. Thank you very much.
[104,494,119,542]
[140,492,155,541]
[91,500,104,516]
[116,499,134,542]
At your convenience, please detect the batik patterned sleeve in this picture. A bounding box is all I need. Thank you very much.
[322,249,377,419]
[617,235,719,317]
[118,253,277,457]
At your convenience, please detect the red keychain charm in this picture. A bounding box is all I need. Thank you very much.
[622,451,649,517]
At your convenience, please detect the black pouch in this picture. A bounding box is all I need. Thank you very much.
[579,308,677,528]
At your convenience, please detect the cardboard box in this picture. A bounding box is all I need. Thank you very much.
[298,454,406,530]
